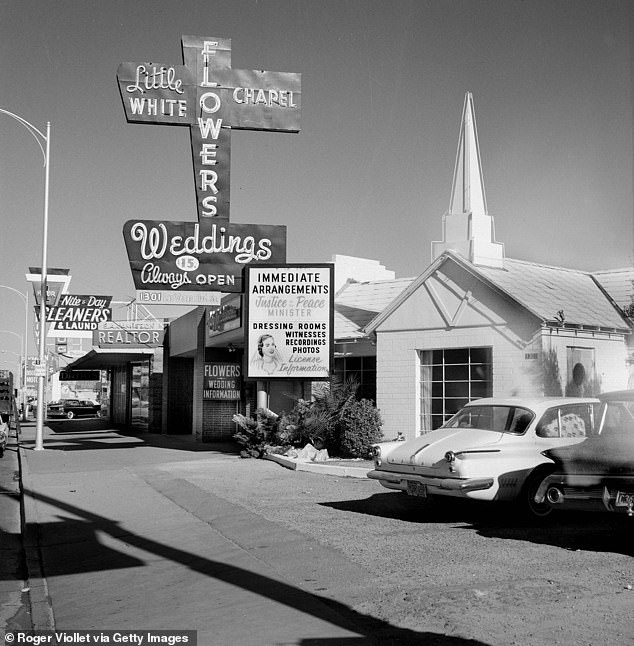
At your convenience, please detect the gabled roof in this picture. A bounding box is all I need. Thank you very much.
[364,251,631,334]
[477,258,630,330]
[592,268,634,310]
[334,277,415,340]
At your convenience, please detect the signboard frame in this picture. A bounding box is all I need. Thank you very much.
[244,263,334,381]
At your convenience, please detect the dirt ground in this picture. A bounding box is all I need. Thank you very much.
[183,456,634,646]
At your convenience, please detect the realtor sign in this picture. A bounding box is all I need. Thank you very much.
[94,320,165,349]
[244,264,334,381]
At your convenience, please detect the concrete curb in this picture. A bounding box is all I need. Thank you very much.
[264,453,372,478]
[18,447,56,631]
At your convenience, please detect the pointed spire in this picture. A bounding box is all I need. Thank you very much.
[431,92,505,268]
[449,92,488,217]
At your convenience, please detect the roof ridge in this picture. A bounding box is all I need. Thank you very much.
[593,267,634,274]
[349,276,417,286]
[498,257,593,275]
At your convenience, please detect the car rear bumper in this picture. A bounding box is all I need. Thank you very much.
[535,474,634,515]
[367,469,495,495]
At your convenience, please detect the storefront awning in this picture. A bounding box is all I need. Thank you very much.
[64,349,154,370]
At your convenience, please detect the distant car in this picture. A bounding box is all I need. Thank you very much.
[535,390,634,517]
[46,399,102,420]
[367,397,599,518]
[0,413,8,457]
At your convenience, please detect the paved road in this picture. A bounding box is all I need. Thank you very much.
[4,420,633,645]
[7,420,468,646]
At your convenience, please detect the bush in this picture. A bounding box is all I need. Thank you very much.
[232,376,384,459]
[232,408,279,458]
[338,398,383,458]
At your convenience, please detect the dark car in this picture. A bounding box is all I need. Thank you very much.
[47,399,102,420]
[535,390,634,517]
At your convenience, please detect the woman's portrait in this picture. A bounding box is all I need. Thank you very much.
[250,334,284,375]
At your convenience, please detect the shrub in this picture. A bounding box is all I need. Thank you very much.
[338,398,383,458]
[232,375,384,459]
[542,348,563,396]
[232,408,279,458]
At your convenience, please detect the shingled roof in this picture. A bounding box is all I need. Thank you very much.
[477,258,631,331]
[362,252,632,336]
[334,277,414,340]
[592,268,634,311]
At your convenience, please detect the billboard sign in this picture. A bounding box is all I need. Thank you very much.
[123,220,286,297]
[203,362,241,400]
[117,35,301,222]
[46,294,112,339]
[206,294,241,342]
[26,267,72,308]
[244,264,333,381]
[94,320,165,349]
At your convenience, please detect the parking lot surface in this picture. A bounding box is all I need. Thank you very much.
[8,420,634,645]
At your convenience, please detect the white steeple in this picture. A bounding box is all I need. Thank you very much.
[432,92,505,268]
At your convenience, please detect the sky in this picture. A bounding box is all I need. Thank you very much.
[0,0,633,363]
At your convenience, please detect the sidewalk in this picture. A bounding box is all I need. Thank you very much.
[0,426,31,634]
[10,421,388,645]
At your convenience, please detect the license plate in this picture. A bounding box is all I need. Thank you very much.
[615,491,634,507]
[406,481,427,498]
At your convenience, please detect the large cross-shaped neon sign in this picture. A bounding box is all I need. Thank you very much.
[117,35,301,222]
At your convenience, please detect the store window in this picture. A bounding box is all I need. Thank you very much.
[130,362,149,429]
[419,347,492,432]
[333,355,376,401]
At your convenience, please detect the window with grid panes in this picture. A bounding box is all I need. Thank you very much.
[419,347,492,431]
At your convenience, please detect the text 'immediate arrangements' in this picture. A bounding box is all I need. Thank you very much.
[246,265,333,379]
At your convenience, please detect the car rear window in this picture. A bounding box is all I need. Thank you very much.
[598,400,634,438]
[443,405,534,434]
[535,403,596,438]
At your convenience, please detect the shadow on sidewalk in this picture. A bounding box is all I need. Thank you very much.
[21,420,240,455]
[23,488,487,646]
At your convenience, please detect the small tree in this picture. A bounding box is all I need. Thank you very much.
[233,408,279,458]
[338,399,383,458]
[543,348,563,396]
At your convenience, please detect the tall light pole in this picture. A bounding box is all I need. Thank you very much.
[0,286,29,418]
[0,108,50,450]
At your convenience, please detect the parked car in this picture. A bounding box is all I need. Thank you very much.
[46,399,102,420]
[367,397,600,517]
[0,413,8,457]
[535,390,634,517]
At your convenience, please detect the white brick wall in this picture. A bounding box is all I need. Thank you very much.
[376,326,629,442]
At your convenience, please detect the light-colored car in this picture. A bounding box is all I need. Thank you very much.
[367,397,600,517]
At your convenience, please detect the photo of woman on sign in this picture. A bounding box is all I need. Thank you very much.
[250,334,284,376]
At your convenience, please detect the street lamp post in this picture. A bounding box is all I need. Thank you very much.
[0,286,29,418]
[0,108,50,450]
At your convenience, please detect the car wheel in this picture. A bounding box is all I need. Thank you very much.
[520,466,554,519]
[66,411,74,420]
